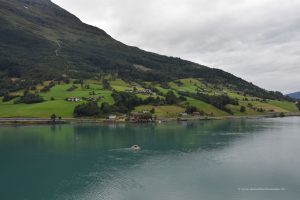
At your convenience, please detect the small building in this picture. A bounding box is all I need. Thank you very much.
[87,97,97,102]
[67,97,81,102]
[180,112,188,117]
[108,115,117,120]
[125,88,134,93]
[192,112,201,116]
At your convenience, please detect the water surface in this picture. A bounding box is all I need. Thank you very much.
[0,117,300,200]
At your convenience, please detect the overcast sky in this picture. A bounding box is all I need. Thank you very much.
[52,0,299,93]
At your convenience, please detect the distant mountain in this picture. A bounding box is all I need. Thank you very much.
[288,92,300,99]
[0,0,290,100]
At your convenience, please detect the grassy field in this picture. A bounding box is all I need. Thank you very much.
[40,83,114,103]
[169,78,201,93]
[268,100,298,112]
[0,99,79,118]
[0,78,298,118]
[134,105,185,118]
[185,97,228,116]
[0,82,114,118]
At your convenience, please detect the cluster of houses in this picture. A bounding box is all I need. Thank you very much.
[66,96,105,102]
[179,112,202,117]
[125,88,156,95]
[105,113,153,123]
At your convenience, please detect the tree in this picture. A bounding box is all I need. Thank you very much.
[50,114,57,122]
[165,91,179,105]
[240,106,246,113]
[19,93,44,104]
[100,102,111,114]
[279,112,285,117]
[74,102,100,117]
[296,102,300,111]
[102,79,111,90]
[2,93,17,102]
[257,108,264,112]
[178,91,236,114]
[185,106,198,114]
[150,108,155,114]
[111,91,142,113]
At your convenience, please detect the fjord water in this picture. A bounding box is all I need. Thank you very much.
[0,118,300,200]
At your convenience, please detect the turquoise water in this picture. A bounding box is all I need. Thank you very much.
[0,117,300,200]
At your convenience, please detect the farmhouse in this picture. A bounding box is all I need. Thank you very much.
[87,97,97,102]
[125,88,155,95]
[192,112,201,116]
[67,97,81,102]
[136,89,155,95]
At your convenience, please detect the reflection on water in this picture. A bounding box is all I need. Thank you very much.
[0,118,300,200]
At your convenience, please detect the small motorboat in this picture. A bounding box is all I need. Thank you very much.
[131,145,141,151]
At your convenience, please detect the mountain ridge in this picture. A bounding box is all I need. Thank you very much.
[288,92,300,99]
[0,0,291,101]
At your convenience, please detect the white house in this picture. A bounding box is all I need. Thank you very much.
[67,97,81,102]
[180,113,188,117]
[108,115,117,120]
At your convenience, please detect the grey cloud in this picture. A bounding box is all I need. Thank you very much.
[52,0,300,93]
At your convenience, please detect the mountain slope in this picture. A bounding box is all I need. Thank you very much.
[0,0,290,100]
[288,92,300,99]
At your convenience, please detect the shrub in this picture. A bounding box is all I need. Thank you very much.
[240,106,246,113]
[2,93,18,102]
[50,114,57,122]
[18,92,44,104]
[150,108,155,114]
[102,79,111,90]
[185,106,198,114]
[257,108,264,112]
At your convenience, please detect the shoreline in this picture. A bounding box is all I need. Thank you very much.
[0,112,299,125]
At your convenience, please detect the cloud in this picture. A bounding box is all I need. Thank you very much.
[52,0,300,93]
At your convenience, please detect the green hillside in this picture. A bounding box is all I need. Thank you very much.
[0,78,297,118]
